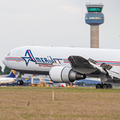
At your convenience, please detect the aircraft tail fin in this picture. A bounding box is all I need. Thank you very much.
[6,70,16,78]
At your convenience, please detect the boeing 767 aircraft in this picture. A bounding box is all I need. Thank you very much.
[3,46,120,89]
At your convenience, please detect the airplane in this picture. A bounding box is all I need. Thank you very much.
[0,70,16,84]
[75,78,101,86]
[2,46,120,89]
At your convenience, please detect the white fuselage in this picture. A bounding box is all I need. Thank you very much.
[0,77,16,83]
[2,46,120,74]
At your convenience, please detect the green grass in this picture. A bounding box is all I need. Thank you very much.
[0,86,120,93]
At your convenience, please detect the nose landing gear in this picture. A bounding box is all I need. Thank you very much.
[17,80,24,85]
[17,72,24,85]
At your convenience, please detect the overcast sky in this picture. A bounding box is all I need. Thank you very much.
[0,0,120,69]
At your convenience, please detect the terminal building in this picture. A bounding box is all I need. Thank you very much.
[85,3,104,48]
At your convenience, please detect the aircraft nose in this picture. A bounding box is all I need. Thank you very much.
[2,57,6,65]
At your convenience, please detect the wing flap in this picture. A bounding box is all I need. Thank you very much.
[68,56,93,68]
[68,56,100,74]
[107,70,120,79]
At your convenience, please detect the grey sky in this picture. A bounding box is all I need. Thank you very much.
[0,0,120,69]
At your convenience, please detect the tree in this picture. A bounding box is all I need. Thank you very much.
[4,66,11,74]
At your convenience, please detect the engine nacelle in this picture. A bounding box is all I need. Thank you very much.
[49,66,86,82]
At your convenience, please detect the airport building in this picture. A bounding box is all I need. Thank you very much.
[85,3,104,48]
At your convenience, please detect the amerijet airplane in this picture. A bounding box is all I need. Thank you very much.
[2,46,120,89]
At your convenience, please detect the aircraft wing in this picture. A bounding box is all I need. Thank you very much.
[68,56,120,79]
[68,56,101,75]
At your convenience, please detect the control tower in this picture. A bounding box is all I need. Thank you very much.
[85,3,104,48]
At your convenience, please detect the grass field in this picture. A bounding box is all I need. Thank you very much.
[0,87,120,120]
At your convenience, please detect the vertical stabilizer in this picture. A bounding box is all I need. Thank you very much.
[6,70,16,78]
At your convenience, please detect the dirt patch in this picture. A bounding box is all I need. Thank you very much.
[0,87,120,120]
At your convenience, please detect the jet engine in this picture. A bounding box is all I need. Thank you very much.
[49,66,86,82]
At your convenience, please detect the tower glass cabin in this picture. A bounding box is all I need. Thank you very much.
[85,3,104,48]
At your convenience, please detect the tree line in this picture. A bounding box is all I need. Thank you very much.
[0,66,11,75]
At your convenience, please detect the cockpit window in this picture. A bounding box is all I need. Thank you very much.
[7,52,10,56]
[17,51,22,56]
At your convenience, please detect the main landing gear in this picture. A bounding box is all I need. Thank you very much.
[17,80,24,85]
[17,72,24,85]
[96,83,112,89]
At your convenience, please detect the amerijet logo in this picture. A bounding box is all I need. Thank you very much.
[22,49,63,66]
[22,49,36,66]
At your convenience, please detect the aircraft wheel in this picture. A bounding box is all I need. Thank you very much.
[17,80,21,85]
[108,84,112,89]
[103,84,108,89]
[17,80,24,85]
[96,84,103,89]
[20,80,24,85]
